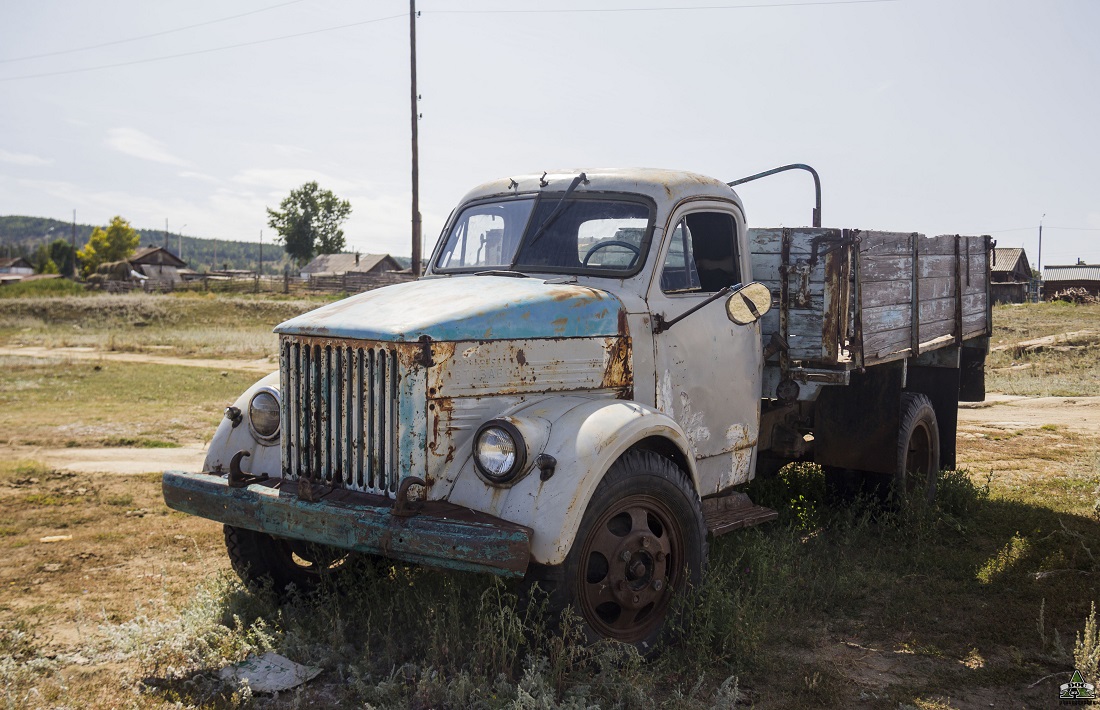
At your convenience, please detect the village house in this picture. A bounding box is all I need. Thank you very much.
[131,246,187,286]
[990,247,1033,304]
[299,252,402,280]
[0,256,34,275]
[1044,261,1100,299]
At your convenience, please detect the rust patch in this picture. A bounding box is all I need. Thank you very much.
[515,348,527,366]
[551,317,569,334]
[427,397,457,464]
[601,335,634,400]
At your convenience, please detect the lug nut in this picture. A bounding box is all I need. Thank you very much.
[632,595,640,604]
[617,580,627,591]
[620,550,631,562]
[641,536,649,548]
[656,551,666,563]
[652,579,664,591]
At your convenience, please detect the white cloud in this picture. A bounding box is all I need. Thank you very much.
[106,127,191,167]
[232,167,378,197]
[0,149,53,167]
[178,171,222,184]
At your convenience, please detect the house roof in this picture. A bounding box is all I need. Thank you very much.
[0,256,33,269]
[131,246,186,267]
[992,247,1029,274]
[301,253,398,274]
[1044,264,1100,281]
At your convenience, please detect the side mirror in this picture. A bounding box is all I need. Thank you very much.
[725,282,773,325]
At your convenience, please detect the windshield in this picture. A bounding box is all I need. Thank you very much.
[434,194,654,277]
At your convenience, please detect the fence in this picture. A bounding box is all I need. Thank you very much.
[121,269,416,295]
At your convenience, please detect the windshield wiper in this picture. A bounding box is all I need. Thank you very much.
[474,269,530,278]
[524,172,588,249]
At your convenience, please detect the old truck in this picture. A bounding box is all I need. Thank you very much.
[163,166,991,651]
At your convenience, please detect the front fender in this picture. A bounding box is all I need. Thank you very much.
[441,396,699,566]
[203,371,281,476]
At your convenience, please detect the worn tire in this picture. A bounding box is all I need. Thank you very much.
[525,450,707,655]
[893,393,940,504]
[224,525,351,595]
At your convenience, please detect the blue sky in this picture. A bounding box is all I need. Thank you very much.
[1,0,1097,267]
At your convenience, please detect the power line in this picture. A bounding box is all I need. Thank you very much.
[0,0,313,65]
[430,0,900,14]
[0,14,406,83]
[1047,226,1100,232]
[982,226,1038,233]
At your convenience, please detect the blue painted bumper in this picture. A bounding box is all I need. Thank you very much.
[162,471,532,577]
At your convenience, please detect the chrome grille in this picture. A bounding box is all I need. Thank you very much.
[280,338,400,495]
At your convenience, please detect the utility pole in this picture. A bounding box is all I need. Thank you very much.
[165,218,169,250]
[409,0,422,277]
[1036,213,1045,302]
[259,230,263,276]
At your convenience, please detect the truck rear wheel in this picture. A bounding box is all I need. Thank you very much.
[894,393,939,504]
[529,450,707,654]
[224,525,350,595]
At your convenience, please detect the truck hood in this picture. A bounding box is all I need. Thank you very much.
[275,275,625,342]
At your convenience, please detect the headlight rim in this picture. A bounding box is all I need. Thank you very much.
[247,386,282,445]
[472,419,528,485]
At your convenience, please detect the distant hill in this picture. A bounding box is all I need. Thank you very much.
[0,216,411,275]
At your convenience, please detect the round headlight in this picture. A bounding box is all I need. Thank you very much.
[248,388,281,443]
[473,420,527,484]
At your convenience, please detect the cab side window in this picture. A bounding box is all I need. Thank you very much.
[660,211,740,293]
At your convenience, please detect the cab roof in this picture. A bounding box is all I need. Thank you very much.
[458,168,744,211]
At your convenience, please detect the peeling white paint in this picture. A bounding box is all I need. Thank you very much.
[678,391,711,450]
[656,369,674,416]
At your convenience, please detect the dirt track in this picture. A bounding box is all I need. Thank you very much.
[0,345,277,373]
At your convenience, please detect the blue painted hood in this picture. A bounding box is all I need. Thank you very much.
[275,276,625,341]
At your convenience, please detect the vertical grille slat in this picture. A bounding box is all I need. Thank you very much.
[282,337,404,496]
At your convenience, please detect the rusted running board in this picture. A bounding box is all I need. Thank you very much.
[702,492,778,537]
[162,471,532,577]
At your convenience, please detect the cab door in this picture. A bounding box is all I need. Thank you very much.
[648,202,763,495]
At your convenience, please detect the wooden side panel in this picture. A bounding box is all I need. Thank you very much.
[748,228,848,364]
[858,231,919,363]
[954,235,991,339]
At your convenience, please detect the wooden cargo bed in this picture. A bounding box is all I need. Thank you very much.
[749,228,991,396]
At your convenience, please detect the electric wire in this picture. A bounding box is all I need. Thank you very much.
[0,14,406,83]
[431,0,899,13]
[0,0,313,64]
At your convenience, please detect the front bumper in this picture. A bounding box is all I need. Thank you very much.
[163,471,532,577]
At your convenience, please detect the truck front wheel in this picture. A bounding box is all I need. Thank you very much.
[894,392,940,504]
[224,525,350,595]
[532,450,707,653]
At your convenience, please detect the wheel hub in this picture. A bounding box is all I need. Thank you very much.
[607,529,671,611]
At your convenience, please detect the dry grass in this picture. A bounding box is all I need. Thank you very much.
[986,302,1100,396]
[0,292,331,360]
[0,358,259,447]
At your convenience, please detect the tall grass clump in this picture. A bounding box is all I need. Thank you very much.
[0,278,87,298]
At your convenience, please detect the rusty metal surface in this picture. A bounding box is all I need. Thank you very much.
[279,336,426,498]
[274,275,625,342]
[701,492,779,537]
[162,471,532,577]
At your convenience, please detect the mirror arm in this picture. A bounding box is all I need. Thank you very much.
[652,284,737,334]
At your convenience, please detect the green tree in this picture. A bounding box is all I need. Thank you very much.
[77,216,140,276]
[31,243,57,274]
[48,238,76,276]
[266,182,352,265]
